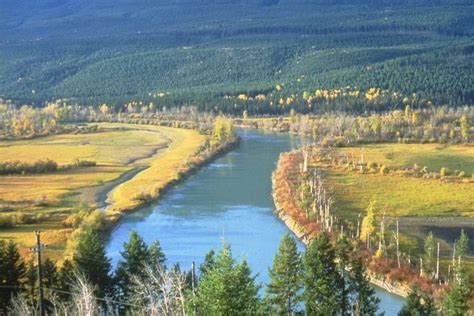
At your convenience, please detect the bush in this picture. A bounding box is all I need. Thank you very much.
[380,165,389,175]
[440,167,448,177]
[75,160,97,167]
[368,161,378,169]
[0,159,58,175]
[0,215,14,228]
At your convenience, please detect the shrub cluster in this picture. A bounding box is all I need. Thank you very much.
[0,159,58,175]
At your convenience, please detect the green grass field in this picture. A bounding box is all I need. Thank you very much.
[326,169,474,219]
[312,142,474,266]
[338,144,474,176]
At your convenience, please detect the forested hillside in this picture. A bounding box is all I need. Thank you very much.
[0,0,472,113]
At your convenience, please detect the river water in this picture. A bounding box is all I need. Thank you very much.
[106,129,404,314]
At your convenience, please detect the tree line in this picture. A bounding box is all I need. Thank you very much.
[1,228,381,315]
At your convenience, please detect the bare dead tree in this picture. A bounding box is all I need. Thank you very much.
[129,264,187,316]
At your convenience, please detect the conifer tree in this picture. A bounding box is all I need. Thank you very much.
[266,233,302,315]
[336,235,353,315]
[0,240,26,313]
[398,287,436,316]
[116,230,151,301]
[25,260,37,303]
[443,266,471,316]
[302,232,343,315]
[72,228,112,298]
[195,244,260,314]
[148,240,166,268]
[199,249,216,275]
[57,259,75,301]
[349,258,380,316]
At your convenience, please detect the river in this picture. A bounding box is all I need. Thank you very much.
[106,129,405,315]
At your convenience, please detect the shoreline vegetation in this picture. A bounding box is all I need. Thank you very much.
[271,146,473,308]
[272,152,410,298]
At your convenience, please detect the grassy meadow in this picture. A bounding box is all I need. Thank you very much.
[310,143,474,264]
[337,144,474,176]
[0,123,204,256]
[320,143,474,219]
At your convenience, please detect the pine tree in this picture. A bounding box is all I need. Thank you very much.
[115,230,150,302]
[199,249,216,275]
[443,266,471,316]
[25,259,37,303]
[302,232,343,315]
[266,233,302,315]
[336,235,353,316]
[147,240,166,268]
[196,244,260,314]
[349,258,380,316]
[0,240,26,313]
[72,228,112,298]
[57,259,75,301]
[398,287,436,316]
[42,258,57,304]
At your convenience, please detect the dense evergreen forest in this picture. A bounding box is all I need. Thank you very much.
[0,0,473,113]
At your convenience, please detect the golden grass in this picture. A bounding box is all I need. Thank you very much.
[0,165,128,204]
[0,128,169,165]
[0,123,205,253]
[108,126,205,212]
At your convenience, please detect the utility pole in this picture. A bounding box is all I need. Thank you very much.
[32,231,46,316]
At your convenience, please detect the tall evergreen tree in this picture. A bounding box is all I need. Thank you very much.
[148,240,166,268]
[195,244,260,314]
[0,240,26,313]
[115,230,167,302]
[25,259,37,303]
[266,233,302,315]
[398,287,436,316]
[302,232,343,315]
[349,258,380,316]
[72,228,112,298]
[336,235,353,316]
[443,266,471,316]
[199,250,216,275]
[115,230,150,298]
[57,259,75,301]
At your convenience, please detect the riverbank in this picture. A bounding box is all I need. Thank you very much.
[271,149,411,298]
[104,135,241,220]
